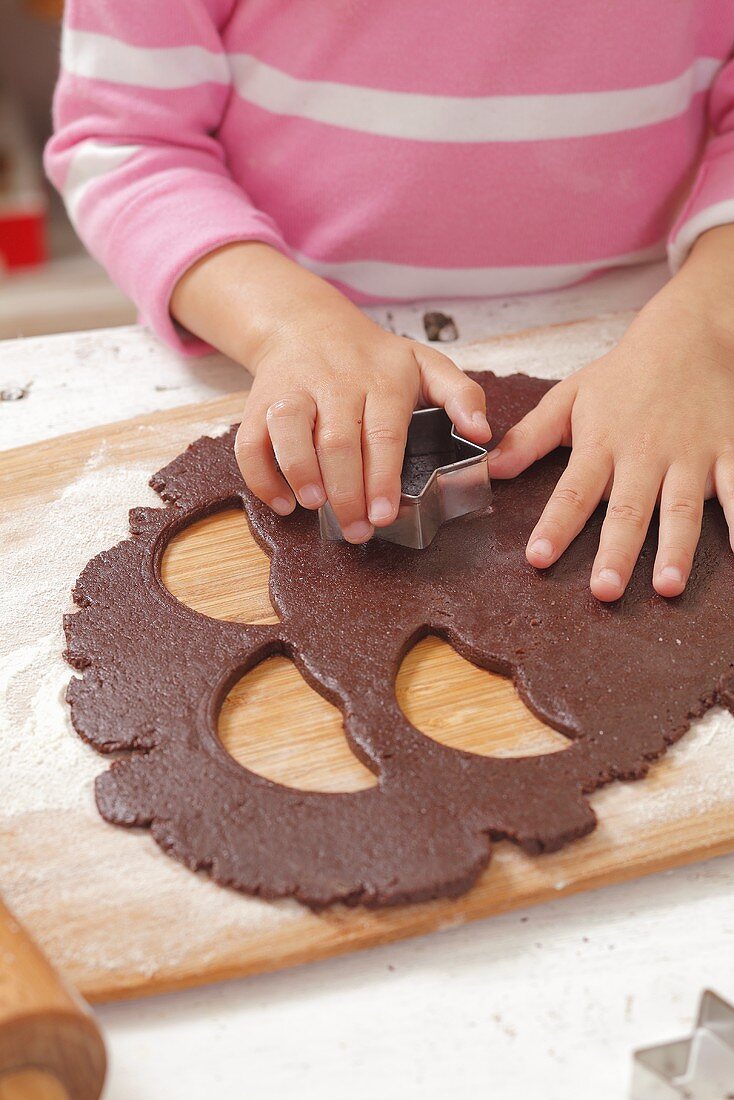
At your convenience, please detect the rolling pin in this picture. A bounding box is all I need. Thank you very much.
[0,897,106,1100]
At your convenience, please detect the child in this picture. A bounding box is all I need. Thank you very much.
[46,2,734,601]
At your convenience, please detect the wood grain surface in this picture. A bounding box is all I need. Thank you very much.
[2,320,733,1003]
[162,510,570,794]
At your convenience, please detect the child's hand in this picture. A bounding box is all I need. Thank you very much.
[237,301,490,542]
[172,242,491,544]
[489,229,734,601]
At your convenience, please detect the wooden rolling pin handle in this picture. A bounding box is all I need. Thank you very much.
[0,899,106,1100]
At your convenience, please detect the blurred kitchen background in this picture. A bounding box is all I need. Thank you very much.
[0,0,135,338]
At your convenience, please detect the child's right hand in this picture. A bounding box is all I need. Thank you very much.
[172,242,492,543]
[237,294,492,543]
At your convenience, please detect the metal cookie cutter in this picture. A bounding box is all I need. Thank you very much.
[631,990,734,1100]
[318,407,491,549]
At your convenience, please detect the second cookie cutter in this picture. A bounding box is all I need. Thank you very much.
[631,990,734,1099]
[318,406,492,549]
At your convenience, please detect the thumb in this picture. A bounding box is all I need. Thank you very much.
[487,381,575,479]
[413,345,492,444]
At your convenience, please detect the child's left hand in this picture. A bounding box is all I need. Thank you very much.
[488,227,734,602]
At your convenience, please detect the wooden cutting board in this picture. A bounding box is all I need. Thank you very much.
[2,316,733,1003]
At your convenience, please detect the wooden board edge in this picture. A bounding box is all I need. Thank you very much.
[79,831,734,1004]
[455,309,634,352]
[0,389,250,467]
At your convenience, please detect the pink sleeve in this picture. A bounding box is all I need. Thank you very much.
[668,57,734,271]
[44,0,289,355]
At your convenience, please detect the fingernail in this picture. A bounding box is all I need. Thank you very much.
[487,446,503,465]
[658,565,684,586]
[343,520,374,543]
[597,567,622,590]
[472,411,491,435]
[369,496,394,523]
[271,496,295,516]
[299,483,324,508]
[528,537,553,562]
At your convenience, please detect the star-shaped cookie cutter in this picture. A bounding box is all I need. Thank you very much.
[631,990,734,1100]
[318,406,492,549]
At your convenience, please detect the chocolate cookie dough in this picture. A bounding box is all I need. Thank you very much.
[64,372,734,908]
[400,449,457,495]
[423,310,459,342]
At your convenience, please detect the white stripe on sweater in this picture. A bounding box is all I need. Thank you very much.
[61,27,230,89]
[293,242,666,298]
[63,139,142,226]
[668,199,734,270]
[61,29,721,142]
[230,55,720,141]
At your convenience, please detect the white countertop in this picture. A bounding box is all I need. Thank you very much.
[2,261,732,1100]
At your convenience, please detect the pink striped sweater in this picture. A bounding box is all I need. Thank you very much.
[46,1,734,354]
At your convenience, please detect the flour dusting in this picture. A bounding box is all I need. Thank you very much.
[591,706,734,832]
[1,457,161,812]
[453,314,634,380]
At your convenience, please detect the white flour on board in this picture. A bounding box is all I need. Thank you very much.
[452,313,635,378]
[1,452,161,813]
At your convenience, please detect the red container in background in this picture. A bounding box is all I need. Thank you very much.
[0,91,47,272]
